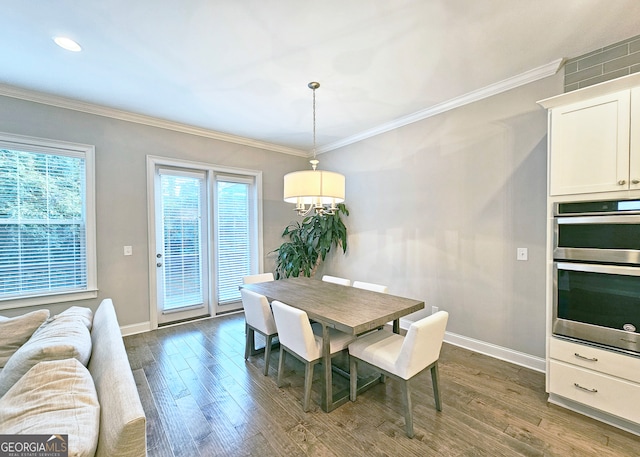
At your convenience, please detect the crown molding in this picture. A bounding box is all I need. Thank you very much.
[0,58,563,158]
[317,58,565,153]
[0,83,308,157]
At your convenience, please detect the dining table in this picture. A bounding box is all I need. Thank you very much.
[240,277,425,412]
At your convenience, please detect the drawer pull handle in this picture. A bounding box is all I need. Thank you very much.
[574,352,597,362]
[574,383,597,393]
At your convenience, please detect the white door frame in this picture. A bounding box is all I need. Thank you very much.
[146,155,263,329]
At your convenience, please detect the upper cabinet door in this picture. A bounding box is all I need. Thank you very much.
[549,90,631,196]
[630,87,640,190]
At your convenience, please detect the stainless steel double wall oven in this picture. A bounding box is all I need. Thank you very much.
[553,198,640,355]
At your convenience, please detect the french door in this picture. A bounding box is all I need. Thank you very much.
[155,168,209,324]
[148,156,263,327]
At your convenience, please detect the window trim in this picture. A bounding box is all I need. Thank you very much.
[146,155,263,327]
[0,132,97,310]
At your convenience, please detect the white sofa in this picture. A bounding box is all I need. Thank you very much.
[0,299,146,457]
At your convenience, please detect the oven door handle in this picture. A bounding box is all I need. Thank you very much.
[556,262,640,277]
[556,215,640,225]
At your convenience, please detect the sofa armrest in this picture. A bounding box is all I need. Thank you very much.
[87,299,146,457]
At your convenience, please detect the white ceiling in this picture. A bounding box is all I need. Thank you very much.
[2,1,639,154]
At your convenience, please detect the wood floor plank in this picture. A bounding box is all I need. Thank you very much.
[125,312,640,457]
[152,386,201,457]
[132,368,172,455]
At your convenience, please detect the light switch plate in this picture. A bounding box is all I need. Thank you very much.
[517,247,528,261]
[124,246,133,256]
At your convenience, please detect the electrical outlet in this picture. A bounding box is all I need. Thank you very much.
[517,247,528,261]
[124,246,133,256]
[431,305,439,315]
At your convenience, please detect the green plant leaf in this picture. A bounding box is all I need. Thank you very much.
[270,204,349,278]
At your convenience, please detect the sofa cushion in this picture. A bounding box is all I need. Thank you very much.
[0,315,92,397]
[42,306,93,332]
[0,358,100,457]
[0,309,50,368]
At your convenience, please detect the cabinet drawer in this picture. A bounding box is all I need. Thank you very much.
[550,337,640,383]
[549,360,640,424]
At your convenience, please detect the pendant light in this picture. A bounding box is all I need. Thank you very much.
[283,82,345,215]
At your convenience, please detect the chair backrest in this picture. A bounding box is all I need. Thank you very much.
[242,272,275,284]
[271,301,320,361]
[240,289,277,335]
[395,311,448,379]
[322,275,351,286]
[352,281,388,293]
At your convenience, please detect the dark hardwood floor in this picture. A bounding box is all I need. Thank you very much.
[123,312,640,457]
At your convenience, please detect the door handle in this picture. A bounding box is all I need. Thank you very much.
[618,179,627,185]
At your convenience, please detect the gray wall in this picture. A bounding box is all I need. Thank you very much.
[318,74,563,358]
[0,95,306,324]
[1,71,563,359]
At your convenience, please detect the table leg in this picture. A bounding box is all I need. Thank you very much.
[393,318,400,334]
[322,323,332,412]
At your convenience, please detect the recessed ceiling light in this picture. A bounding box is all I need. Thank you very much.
[53,36,82,52]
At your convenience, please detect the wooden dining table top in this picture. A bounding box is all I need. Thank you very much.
[240,277,424,335]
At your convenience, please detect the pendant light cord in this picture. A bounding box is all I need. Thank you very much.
[309,82,320,170]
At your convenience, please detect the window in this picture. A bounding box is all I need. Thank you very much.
[0,133,96,309]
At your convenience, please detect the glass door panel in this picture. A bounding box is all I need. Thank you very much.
[156,168,210,324]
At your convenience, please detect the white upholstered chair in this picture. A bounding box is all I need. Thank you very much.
[242,272,275,284]
[241,289,278,376]
[352,281,388,293]
[321,275,351,286]
[271,300,355,412]
[348,311,449,438]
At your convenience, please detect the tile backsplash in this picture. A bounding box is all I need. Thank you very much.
[564,34,640,92]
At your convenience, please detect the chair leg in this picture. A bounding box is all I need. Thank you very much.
[303,361,317,412]
[244,324,254,360]
[350,357,358,401]
[277,347,286,387]
[401,379,414,438]
[431,362,442,411]
[263,334,274,376]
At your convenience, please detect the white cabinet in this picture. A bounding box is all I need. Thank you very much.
[542,74,640,435]
[549,338,640,424]
[549,337,640,383]
[549,360,640,424]
[540,74,640,197]
[548,90,634,196]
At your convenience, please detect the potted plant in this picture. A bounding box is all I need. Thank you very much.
[273,203,349,279]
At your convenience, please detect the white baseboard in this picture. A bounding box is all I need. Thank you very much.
[397,318,546,373]
[120,321,152,336]
[441,330,546,373]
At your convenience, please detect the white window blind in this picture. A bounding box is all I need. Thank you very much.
[216,177,252,304]
[160,171,205,311]
[0,147,88,300]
